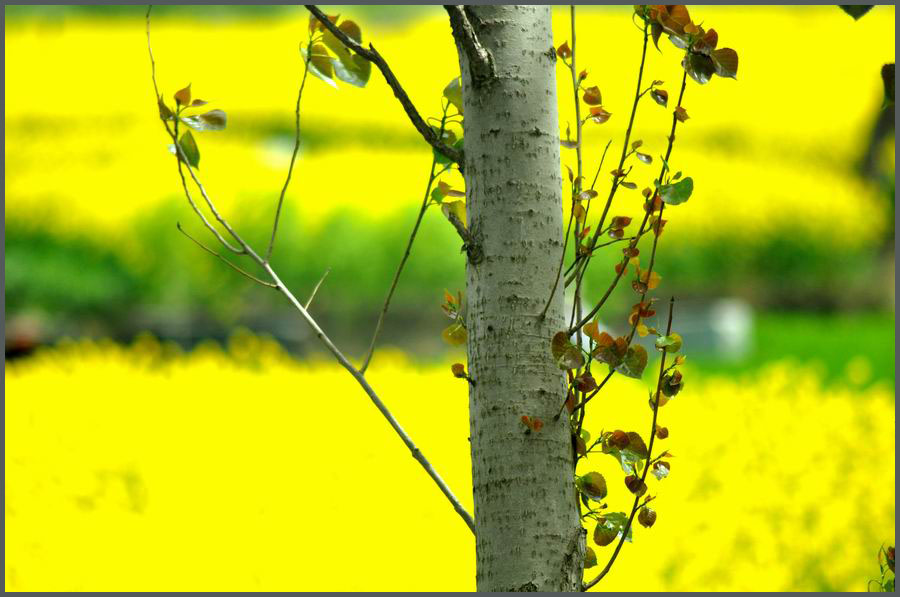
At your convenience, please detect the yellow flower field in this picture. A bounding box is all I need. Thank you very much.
[5,6,894,248]
[5,335,894,591]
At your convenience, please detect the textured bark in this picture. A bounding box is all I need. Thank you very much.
[450,6,584,591]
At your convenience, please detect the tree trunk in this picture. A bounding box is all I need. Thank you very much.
[450,5,584,591]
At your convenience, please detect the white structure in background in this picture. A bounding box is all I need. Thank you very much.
[567,296,753,361]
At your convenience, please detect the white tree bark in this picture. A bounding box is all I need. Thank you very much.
[450,5,584,591]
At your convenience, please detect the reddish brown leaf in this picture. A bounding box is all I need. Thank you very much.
[557,41,572,60]
[674,106,689,122]
[174,84,192,106]
[650,88,669,107]
[582,86,603,105]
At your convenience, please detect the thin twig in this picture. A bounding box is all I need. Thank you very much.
[304,267,331,309]
[266,39,314,263]
[570,70,689,335]
[360,106,450,374]
[263,263,477,534]
[584,297,674,591]
[176,222,277,288]
[147,6,476,535]
[305,5,463,166]
[147,6,243,255]
[567,20,649,298]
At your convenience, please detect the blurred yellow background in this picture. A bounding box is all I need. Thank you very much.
[4,5,896,592]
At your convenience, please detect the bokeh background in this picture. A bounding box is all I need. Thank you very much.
[5,4,895,591]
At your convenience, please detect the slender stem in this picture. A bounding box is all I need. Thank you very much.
[147,8,476,535]
[266,39,313,263]
[176,222,276,288]
[359,106,450,374]
[568,21,649,296]
[571,70,688,335]
[264,263,477,534]
[584,297,675,591]
[304,267,331,310]
[305,5,462,166]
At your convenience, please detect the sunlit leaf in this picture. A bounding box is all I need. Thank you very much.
[620,181,637,190]
[441,201,467,229]
[332,53,371,87]
[557,41,571,60]
[595,512,632,545]
[659,177,693,205]
[301,45,338,89]
[655,332,683,353]
[444,77,464,114]
[180,109,227,132]
[174,84,191,107]
[578,189,599,201]
[636,152,652,164]
[651,461,670,480]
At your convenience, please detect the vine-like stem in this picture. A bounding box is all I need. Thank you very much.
[266,38,313,263]
[570,70,688,335]
[583,297,675,591]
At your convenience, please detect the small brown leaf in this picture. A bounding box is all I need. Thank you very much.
[582,86,603,106]
[557,41,571,60]
[620,181,638,190]
[451,363,466,378]
[674,106,689,122]
[588,106,611,124]
[711,47,739,79]
[650,88,668,107]
[638,507,657,528]
[174,84,191,107]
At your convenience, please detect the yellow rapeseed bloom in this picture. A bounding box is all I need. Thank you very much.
[5,335,894,591]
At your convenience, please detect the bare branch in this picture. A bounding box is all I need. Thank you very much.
[266,40,314,264]
[148,5,476,535]
[176,222,277,288]
[444,5,495,87]
[360,108,450,374]
[263,263,477,534]
[305,4,463,166]
[304,267,331,310]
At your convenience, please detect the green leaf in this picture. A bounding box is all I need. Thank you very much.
[595,512,633,545]
[444,77,464,114]
[584,546,598,568]
[301,45,338,89]
[615,344,648,379]
[442,322,467,346]
[332,53,371,87]
[551,331,585,370]
[839,5,873,19]
[659,177,693,205]
[180,109,227,132]
[655,332,683,353]
[177,130,200,168]
[578,472,608,502]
